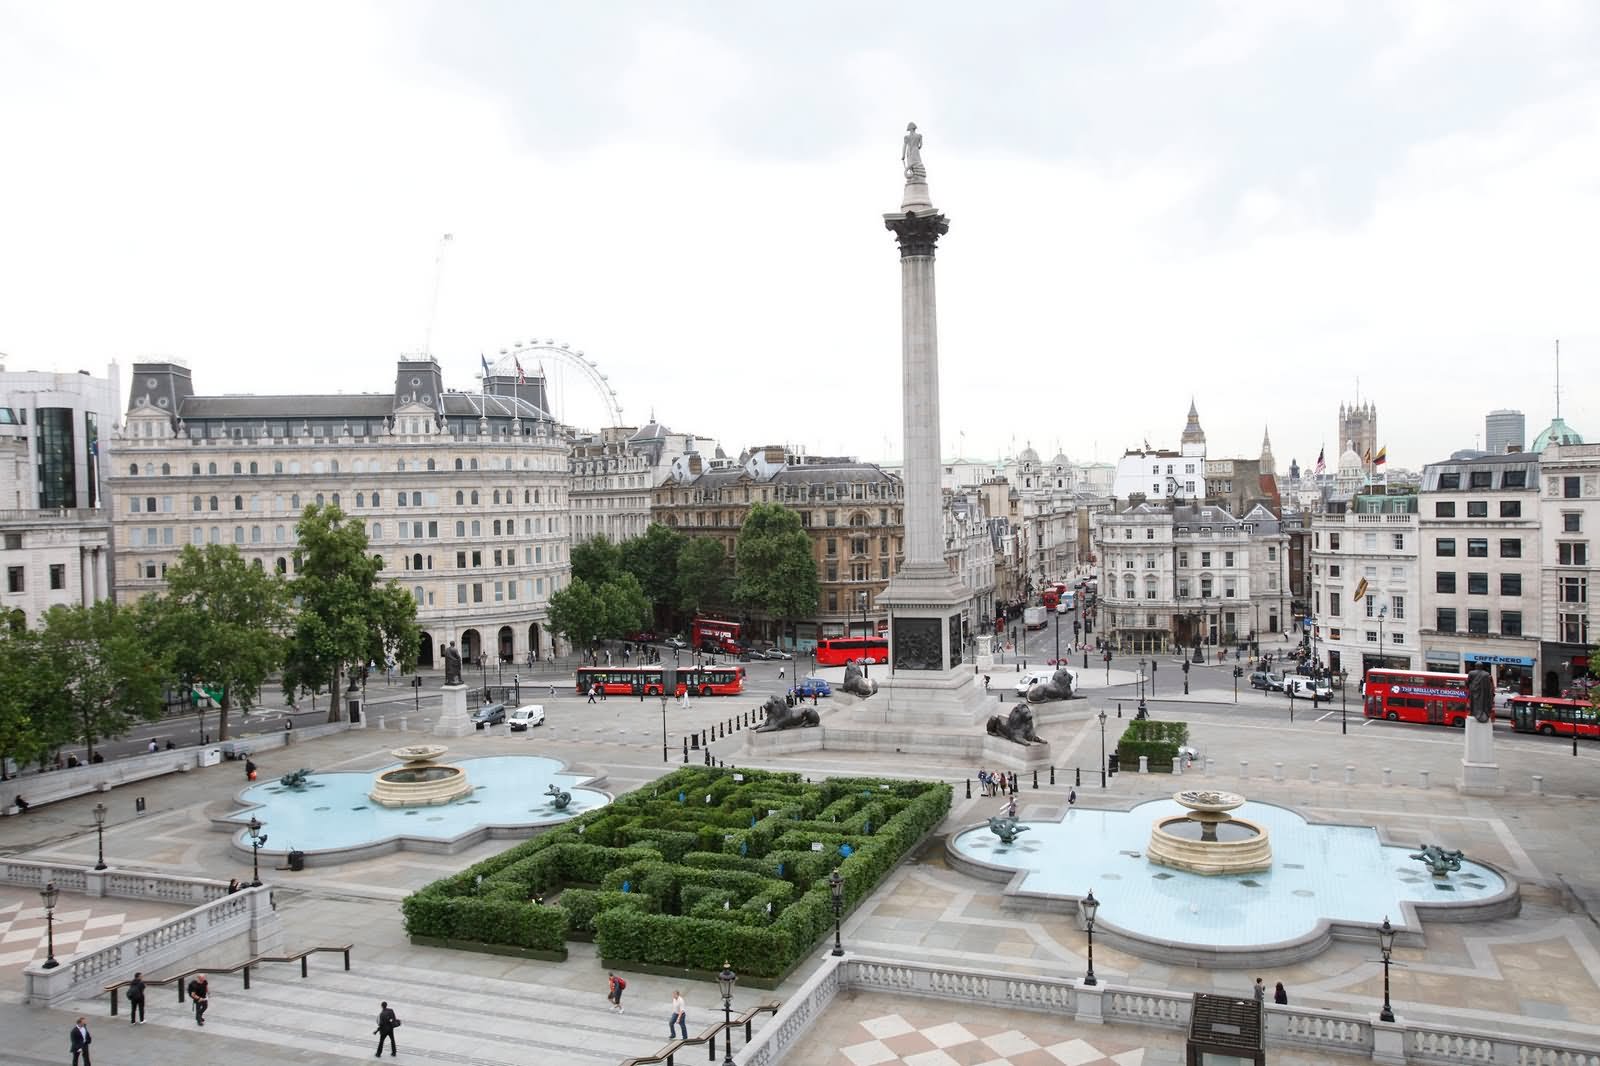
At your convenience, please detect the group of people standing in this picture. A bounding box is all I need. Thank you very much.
[977,769,1017,796]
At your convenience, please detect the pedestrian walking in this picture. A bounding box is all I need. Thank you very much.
[669,990,688,1039]
[374,1000,400,1057]
[70,1017,92,1066]
[1253,977,1265,1004]
[1006,795,1017,818]
[127,971,146,1024]
[188,973,209,1025]
[1068,788,1077,807]
[244,757,258,782]
[607,972,627,1013]
[1274,982,1288,1005]
[586,684,597,705]
[778,666,785,679]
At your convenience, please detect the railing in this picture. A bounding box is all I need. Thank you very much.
[103,944,352,1016]
[1,861,229,905]
[617,1000,780,1066]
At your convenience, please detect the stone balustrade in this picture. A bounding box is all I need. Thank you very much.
[2,859,232,903]
[733,954,1600,1066]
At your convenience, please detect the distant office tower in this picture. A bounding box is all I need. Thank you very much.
[1337,401,1377,461]
[1485,409,1525,454]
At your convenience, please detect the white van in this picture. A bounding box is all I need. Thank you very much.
[1014,668,1077,696]
[1284,677,1331,700]
[508,705,546,731]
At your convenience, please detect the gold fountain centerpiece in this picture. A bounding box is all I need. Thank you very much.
[368,745,473,808]
[1146,790,1272,875]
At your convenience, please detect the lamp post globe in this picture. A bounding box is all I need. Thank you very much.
[1081,889,1100,986]
[717,963,737,1066]
[92,802,108,871]
[40,881,60,969]
[246,817,267,887]
[1378,916,1397,1022]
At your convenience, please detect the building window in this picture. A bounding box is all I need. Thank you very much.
[1499,500,1521,518]
[1267,546,1276,561]
[1466,539,1487,557]
[1563,476,1580,499]
[1434,501,1456,517]
[1501,573,1521,596]
[1436,538,1455,557]
[1559,576,1588,603]
[1436,572,1456,593]
[6,566,23,593]
[1501,611,1523,637]
[1329,533,1341,551]
[1392,534,1404,550]
[1561,612,1590,644]
[48,564,65,590]
[1469,470,1492,489]
[1146,528,1155,539]
[1436,608,1457,633]
[1329,592,1341,616]
[1392,595,1405,620]
[1559,543,1589,566]
[1466,500,1488,518]
[1439,472,1461,489]
[1224,551,1234,567]
[1366,630,1378,643]
[1467,572,1488,595]
[1566,513,1583,533]
[1498,538,1520,558]
[1467,609,1489,635]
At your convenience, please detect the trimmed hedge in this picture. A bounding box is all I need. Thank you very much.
[401,767,950,977]
[1116,719,1190,773]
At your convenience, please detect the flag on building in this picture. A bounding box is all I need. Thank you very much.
[1363,446,1372,465]
[514,357,527,385]
[1314,447,1326,476]
[1373,446,1387,466]
[1353,577,1369,602]
[480,353,492,380]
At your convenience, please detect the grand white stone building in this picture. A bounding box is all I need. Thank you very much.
[569,421,719,543]
[1537,441,1598,696]
[1307,492,1421,678]
[105,358,571,669]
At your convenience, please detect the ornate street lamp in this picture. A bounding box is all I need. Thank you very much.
[1378,917,1397,1022]
[1081,889,1100,986]
[1137,658,1148,719]
[1097,708,1108,787]
[246,817,268,887]
[92,802,108,871]
[717,962,737,1066]
[829,868,845,956]
[40,882,60,969]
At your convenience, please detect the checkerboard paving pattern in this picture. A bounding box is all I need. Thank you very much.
[841,1012,1146,1066]
[0,897,165,970]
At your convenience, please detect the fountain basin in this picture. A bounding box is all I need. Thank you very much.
[1147,789,1271,875]
[368,745,474,807]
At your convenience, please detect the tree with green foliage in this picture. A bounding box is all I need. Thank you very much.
[36,600,168,761]
[571,535,624,587]
[675,537,732,618]
[598,572,652,638]
[734,503,819,635]
[548,577,607,660]
[152,544,292,742]
[620,523,685,627]
[282,504,420,722]
[0,630,53,778]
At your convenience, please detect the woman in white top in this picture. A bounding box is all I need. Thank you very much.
[670,990,688,1039]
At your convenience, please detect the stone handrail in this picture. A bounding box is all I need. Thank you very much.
[733,954,1600,1066]
[1,860,231,904]
[23,884,283,1007]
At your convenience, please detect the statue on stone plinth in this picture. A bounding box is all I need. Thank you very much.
[544,783,572,810]
[1467,664,1494,723]
[1409,843,1465,877]
[902,122,925,181]
[443,641,463,686]
[1025,668,1077,704]
[755,694,820,732]
[280,768,314,789]
[840,661,879,698]
[988,815,1028,845]
[986,704,1046,746]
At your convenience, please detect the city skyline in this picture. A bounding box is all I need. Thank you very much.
[1,3,1596,474]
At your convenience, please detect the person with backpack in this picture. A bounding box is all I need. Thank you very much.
[126,972,146,1024]
[607,972,627,1013]
[374,1000,400,1057]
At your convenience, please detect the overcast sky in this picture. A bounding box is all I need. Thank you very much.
[2,2,1596,473]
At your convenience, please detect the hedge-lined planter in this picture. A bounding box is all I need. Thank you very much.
[1116,719,1190,773]
[402,767,950,978]
[409,934,568,962]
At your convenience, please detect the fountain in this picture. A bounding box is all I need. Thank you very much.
[1147,790,1271,875]
[369,745,473,808]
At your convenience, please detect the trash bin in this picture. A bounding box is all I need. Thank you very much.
[287,851,305,871]
[200,748,222,768]
[347,698,361,724]
[1107,752,1120,776]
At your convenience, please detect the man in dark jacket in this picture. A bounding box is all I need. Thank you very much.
[127,972,146,1024]
[70,1017,92,1065]
[187,973,209,1025]
[375,1000,399,1057]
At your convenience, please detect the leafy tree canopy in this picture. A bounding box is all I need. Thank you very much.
[734,503,819,622]
[675,537,732,618]
[572,535,624,587]
[36,600,168,760]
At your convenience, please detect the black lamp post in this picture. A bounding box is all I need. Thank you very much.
[829,867,845,956]
[1341,668,1348,735]
[1136,658,1148,719]
[1377,604,1387,672]
[857,591,870,677]
[246,817,267,887]
[717,962,737,1066]
[1378,917,1396,1022]
[1097,708,1107,787]
[40,881,60,969]
[1081,889,1099,986]
[92,801,107,870]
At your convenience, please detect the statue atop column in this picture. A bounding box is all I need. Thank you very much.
[902,122,925,181]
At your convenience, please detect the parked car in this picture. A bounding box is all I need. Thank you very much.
[472,703,506,728]
[1013,669,1076,696]
[746,647,773,660]
[664,636,689,650]
[1249,671,1286,691]
[793,677,832,698]
[766,648,793,660]
[507,705,545,730]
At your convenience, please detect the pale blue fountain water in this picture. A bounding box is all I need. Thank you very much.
[228,755,607,852]
[951,798,1504,946]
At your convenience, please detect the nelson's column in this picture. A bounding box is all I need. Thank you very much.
[874,123,988,726]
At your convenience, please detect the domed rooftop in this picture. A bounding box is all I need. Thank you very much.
[1532,417,1584,453]
[1018,443,1040,465]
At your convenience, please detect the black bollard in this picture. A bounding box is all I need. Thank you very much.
[1032,769,1039,789]
[682,737,689,763]
[965,778,971,799]
[1118,703,1122,718]
[1050,766,1056,786]
[1075,767,1082,786]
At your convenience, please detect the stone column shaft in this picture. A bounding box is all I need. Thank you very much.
[900,253,942,567]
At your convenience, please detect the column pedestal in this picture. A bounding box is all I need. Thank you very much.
[1458,716,1501,795]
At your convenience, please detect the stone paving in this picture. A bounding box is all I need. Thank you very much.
[2,649,1599,1063]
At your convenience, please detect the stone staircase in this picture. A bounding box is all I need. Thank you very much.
[71,960,770,1065]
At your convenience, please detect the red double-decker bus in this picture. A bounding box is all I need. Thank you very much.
[1508,696,1600,738]
[691,617,743,655]
[575,665,746,698]
[815,636,889,666]
[1362,668,1475,727]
